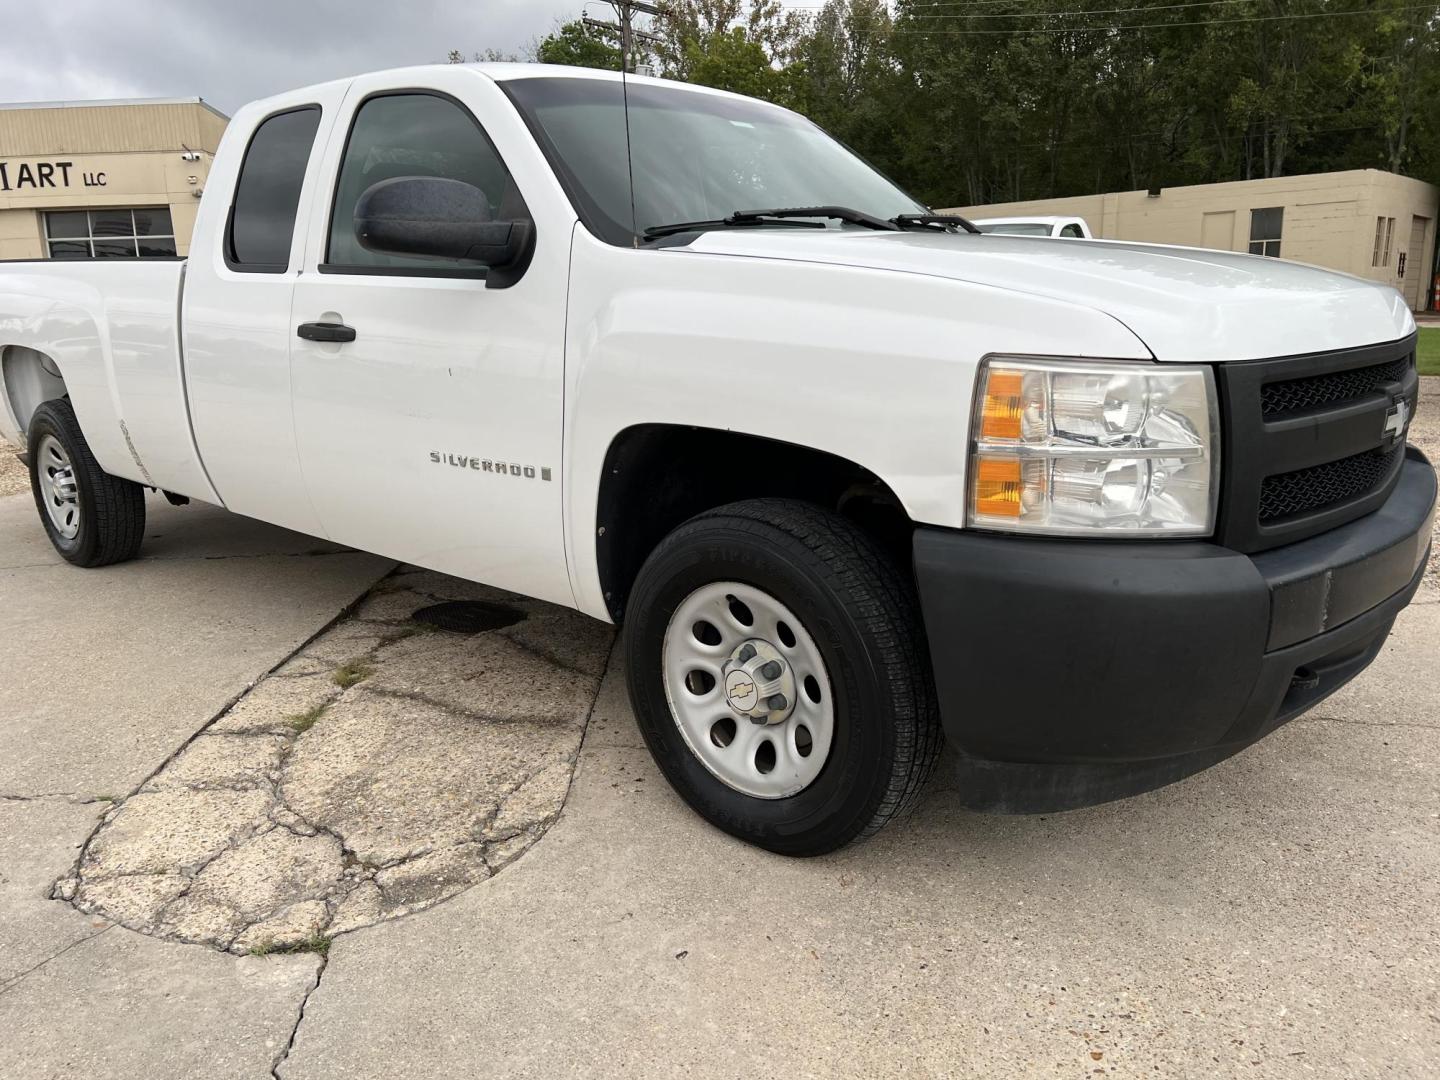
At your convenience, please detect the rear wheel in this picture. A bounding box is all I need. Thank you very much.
[623,498,942,856]
[28,398,145,567]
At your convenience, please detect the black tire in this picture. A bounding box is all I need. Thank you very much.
[623,498,942,856]
[27,398,146,568]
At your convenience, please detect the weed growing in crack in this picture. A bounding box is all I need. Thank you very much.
[290,933,333,956]
[286,704,329,734]
[248,934,332,958]
[332,659,374,689]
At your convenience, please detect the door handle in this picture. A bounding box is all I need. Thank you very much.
[297,321,357,343]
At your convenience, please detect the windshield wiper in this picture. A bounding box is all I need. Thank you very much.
[643,215,828,241]
[735,206,900,231]
[643,205,899,242]
[891,213,982,235]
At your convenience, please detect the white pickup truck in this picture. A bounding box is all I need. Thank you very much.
[1,64,1434,855]
[971,215,1094,239]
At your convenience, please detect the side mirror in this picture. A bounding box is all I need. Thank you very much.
[354,176,532,275]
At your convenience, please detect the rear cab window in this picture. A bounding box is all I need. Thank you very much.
[226,106,323,273]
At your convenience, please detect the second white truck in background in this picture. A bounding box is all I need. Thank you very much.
[970,215,1094,238]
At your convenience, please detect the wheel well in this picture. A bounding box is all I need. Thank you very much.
[1,345,67,446]
[596,425,914,622]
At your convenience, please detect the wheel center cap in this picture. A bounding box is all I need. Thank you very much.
[721,639,795,726]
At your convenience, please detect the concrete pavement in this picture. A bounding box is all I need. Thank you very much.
[280,625,1440,1079]
[3,392,1439,1079]
[1,491,392,1078]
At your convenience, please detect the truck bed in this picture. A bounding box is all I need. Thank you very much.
[0,259,217,502]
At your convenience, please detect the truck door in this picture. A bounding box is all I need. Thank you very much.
[289,71,572,608]
[183,87,342,536]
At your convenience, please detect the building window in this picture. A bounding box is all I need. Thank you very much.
[1372,216,1397,266]
[46,208,176,259]
[1248,207,1283,258]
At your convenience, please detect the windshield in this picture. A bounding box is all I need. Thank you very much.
[976,223,1054,236]
[501,77,926,245]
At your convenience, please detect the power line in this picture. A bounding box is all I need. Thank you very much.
[901,0,1321,18]
[582,1,670,71]
[787,0,1439,19]
[785,0,1256,8]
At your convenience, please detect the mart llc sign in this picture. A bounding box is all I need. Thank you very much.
[0,160,108,191]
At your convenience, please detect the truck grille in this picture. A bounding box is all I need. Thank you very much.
[1260,356,1410,418]
[1258,445,1404,523]
[1215,335,1418,553]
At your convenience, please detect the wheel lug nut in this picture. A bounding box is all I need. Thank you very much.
[759,660,782,680]
[737,643,757,663]
[767,694,788,711]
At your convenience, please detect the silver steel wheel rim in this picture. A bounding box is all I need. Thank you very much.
[661,581,835,799]
[36,435,80,541]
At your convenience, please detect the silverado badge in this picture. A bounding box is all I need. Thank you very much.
[429,452,552,481]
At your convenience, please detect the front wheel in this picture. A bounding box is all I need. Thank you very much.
[28,398,146,567]
[623,498,942,856]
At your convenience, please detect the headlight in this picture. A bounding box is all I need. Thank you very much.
[967,356,1219,536]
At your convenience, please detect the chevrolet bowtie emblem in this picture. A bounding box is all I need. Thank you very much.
[1383,398,1410,442]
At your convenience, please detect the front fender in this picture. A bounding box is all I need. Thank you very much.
[561,228,1151,620]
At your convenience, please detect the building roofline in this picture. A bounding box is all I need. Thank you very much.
[0,96,229,121]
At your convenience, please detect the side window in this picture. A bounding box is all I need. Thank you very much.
[325,93,524,273]
[1061,224,1084,239]
[227,106,322,272]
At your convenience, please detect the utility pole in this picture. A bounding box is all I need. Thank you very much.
[582,0,668,73]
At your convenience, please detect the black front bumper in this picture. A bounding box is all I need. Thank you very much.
[914,447,1436,813]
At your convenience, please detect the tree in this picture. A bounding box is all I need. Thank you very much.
[658,0,803,92]
[684,26,787,101]
[456,0,1440,204]
[535,20,623,71]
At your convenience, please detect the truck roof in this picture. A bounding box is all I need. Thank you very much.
[239,62,774,120]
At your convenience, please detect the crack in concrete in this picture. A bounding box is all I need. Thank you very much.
[1,792,113,804]
[0,925,113,998]
[271,953,326,1079]
[1297,714,1440,732]
[362,684,598,730]
[492,628,608,682]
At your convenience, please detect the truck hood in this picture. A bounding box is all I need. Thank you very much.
[680,230,1415,363]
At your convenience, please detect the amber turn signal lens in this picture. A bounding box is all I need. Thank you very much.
[973,456,1023,518]
[979,370,1025,440]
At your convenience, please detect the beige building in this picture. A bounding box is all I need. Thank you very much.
[945,169,1439,312]
[0,97,228,262]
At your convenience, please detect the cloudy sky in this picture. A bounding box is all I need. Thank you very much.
[0,0,584,115]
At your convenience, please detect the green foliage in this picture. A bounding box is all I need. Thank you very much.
[285,704,328,734]
[331,659,373,690]
[1418,328,1440,376]
[248,934,332,958]
[685,27,788,102]
[535,20,621,71]
[512,0,1440,206]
